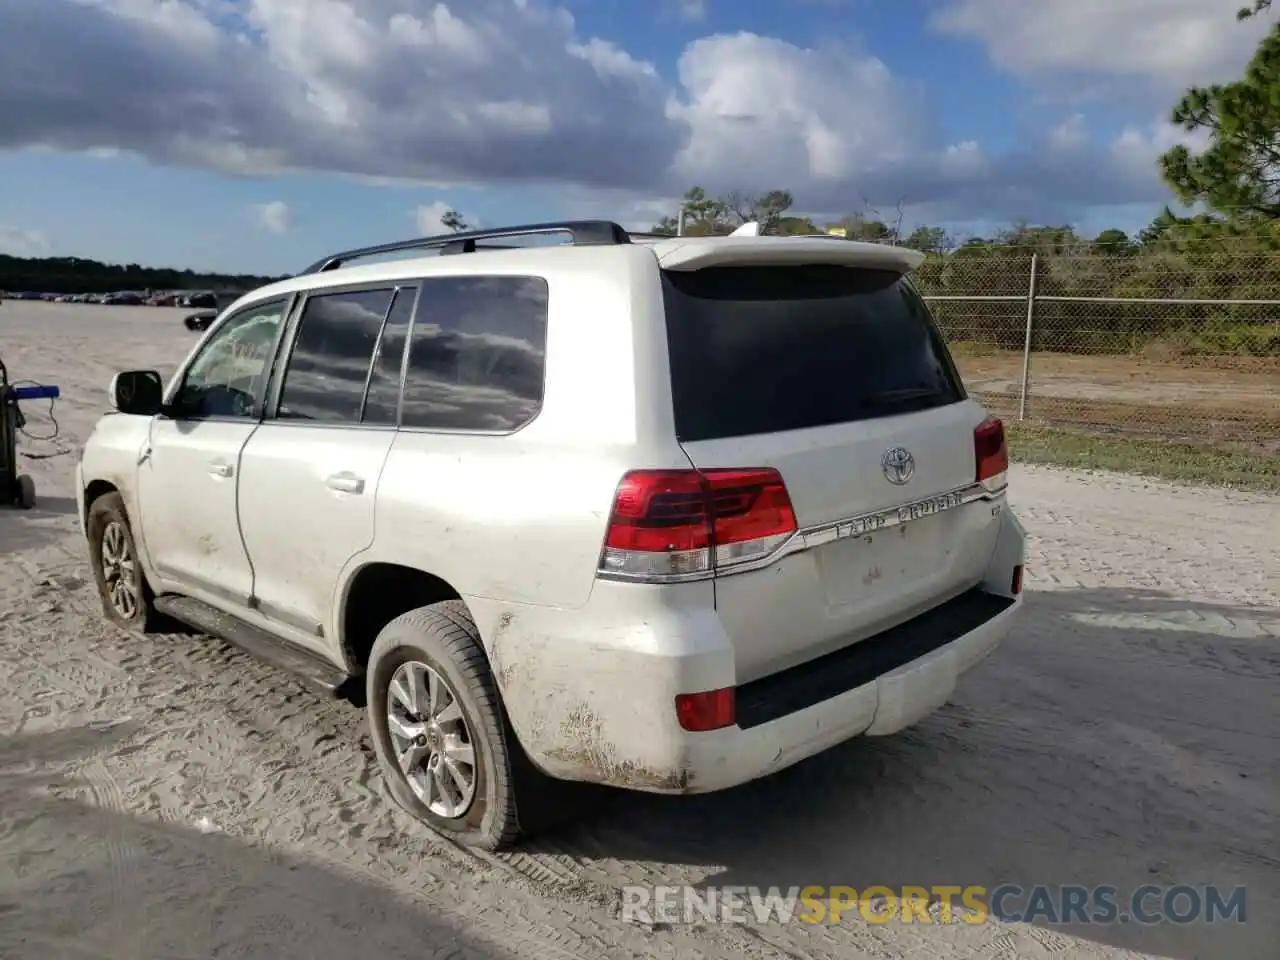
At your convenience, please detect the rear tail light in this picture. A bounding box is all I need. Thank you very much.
[598,467,798,581]
[974,417,1008,492]
[1011,564,1023,595]
[675,687,736,731]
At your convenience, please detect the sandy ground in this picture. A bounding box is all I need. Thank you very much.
[952,350,1280,450]
[956,351,1280,411]
[1,302,1277,960]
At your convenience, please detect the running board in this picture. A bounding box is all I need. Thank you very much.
[154,595,351,697]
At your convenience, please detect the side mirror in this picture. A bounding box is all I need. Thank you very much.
[109,370,164,416]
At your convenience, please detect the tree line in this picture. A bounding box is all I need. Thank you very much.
[0,253,286,297]
[913,213,1280,358]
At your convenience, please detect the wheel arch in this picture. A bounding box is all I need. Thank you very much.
[84,478,120,513]
[82,477,166,598]
[338,562,477,677]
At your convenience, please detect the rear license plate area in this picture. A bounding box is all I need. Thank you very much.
[816,511,952,607]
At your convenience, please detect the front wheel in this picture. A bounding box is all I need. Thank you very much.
[86,492,161,631]
[366,600,558,850]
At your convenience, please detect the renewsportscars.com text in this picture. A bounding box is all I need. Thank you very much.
[620,884,1248,927]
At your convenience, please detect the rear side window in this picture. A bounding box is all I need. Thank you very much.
[400,275,548,432]
[662,265,965,442]
[277,288,393,423]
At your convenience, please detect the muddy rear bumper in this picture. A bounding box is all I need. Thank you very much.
[484,508,1026,794]
[672,589,1022,793]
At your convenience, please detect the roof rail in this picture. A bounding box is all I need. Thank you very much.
[298,220,634,275]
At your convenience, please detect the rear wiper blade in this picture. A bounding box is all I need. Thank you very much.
[862,387,945,407]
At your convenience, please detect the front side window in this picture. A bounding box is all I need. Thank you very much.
[400,275,549,432]
[277,288,394,423]
[174,299,288,419]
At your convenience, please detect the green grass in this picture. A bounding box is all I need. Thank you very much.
[1007,424,1280,494]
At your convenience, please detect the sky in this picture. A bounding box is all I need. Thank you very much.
[0,0,1268,276]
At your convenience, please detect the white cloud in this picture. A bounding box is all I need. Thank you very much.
[414,201,478,233]
[675,0,707,22]
[253,200,291,234]
[0,225,51,257]
[0,0,1230,227]
[1049,114,1090,152]
[1109,117,1212,178]
[931,0,1271,89]
[659,29,1202,221]
[568,38,657,80]
[667,32,930,193]
[0,0,677,189]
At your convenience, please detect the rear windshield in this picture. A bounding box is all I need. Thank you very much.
[661,264,965,442]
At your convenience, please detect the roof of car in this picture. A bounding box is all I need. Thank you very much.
[224,224,925,316]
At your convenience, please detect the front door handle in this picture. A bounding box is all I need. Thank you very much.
[325,472,365,495]
[209,461,234,478]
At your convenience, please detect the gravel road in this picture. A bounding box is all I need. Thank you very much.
[1,303,1276,959]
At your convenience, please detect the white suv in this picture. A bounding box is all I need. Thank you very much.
[77,220,1025,849]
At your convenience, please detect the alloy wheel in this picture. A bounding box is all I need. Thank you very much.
[386,660,478,818]
[100,521,139,619]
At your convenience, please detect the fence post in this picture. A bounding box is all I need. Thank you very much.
[1018,253,1039,421]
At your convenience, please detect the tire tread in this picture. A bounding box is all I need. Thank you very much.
[370,600,526,850]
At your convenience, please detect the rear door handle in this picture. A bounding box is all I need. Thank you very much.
[209,460,234,478]
[325,472,365,495]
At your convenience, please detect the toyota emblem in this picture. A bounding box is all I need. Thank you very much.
[881,446,915,485]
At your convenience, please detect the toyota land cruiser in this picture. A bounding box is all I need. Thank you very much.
[77,219,1025,849]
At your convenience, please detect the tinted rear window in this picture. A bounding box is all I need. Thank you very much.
[662,265,965,442]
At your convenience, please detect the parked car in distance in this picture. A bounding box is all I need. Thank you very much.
[182,292,218,309]
[76,219,1026,850]
[183,308,218,331]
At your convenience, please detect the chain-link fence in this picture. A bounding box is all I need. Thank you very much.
[915,242,1280,455]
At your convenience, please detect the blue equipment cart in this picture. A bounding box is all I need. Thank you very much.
[0,355,60,509]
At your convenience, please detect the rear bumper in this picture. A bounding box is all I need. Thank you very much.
[485,506,1026,794]
[677,590,1020,793]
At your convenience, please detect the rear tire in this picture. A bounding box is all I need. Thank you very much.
[86,492,162,632]
[16,475,36,510]
[366,600,558,850]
